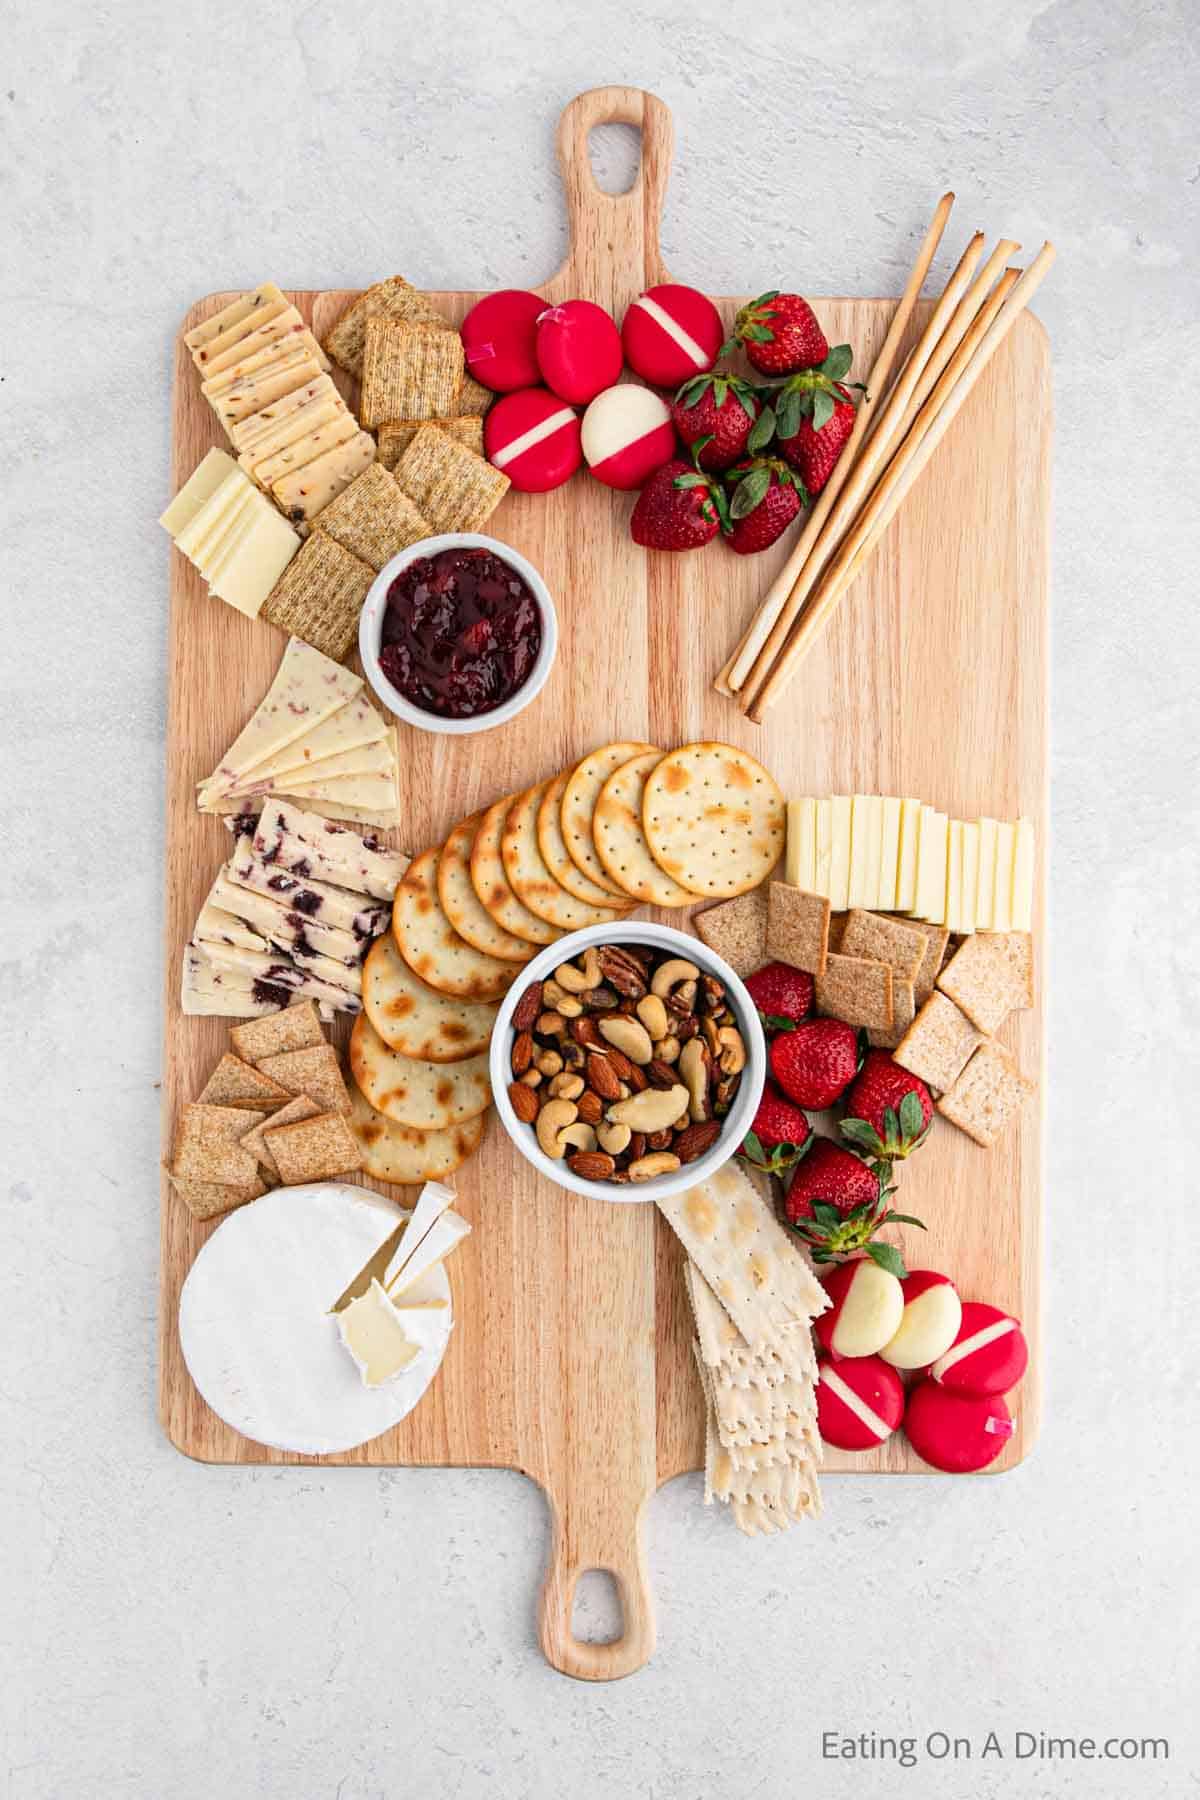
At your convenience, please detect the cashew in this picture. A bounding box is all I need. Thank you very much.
[558,1121,598,1153]
[657,1035,680,1065]
[534,1048,563,1077]
[553,947,601,993]
[650,957,700,999]
[518,1068,543,1088]
[606,1084,690,1133]
[635,993,669,1041]
[628,1151,682,1181]
[717,1026,747,1075]
[548,1072,585,1101]
[597,1120,632,1155]
[679,1038,709,1122]
[535,1098,578,1159]
[700,1015,722,1056]
[599,1015,654,1065]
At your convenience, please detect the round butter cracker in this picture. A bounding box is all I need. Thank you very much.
[439,814,535,963]
[502,783,632,930]
[536,771,629,911]
[561,741,657,898]
[348,1082,487,1184]
[350,1014,491,1130]
[593,750,694,907]
[469,796,561,946]
[393,848,515,1002]
[642,742,785,899]
[362,931,497,1062]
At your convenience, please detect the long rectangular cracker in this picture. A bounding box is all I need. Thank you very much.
[893,991,984,1092]
[197,1053,292,1110]
[255,1044,351,1115]
[230,998,324,1064]
[322,275,449,376]
[937,1039,1036,1147]
[360,320,464,427]
[815,952,894,1029]
[261,529,374,661]
[376,416,484,470]
[936,930,1034,1034]
[314,462,432,570]
[238,1094,322,1176]
[840,908,928,981]
[394,425,509,533]
[263,1111,363,1183]
[766,881,831,976]
[693,886,769,978]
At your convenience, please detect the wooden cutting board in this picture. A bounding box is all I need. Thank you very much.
[159,87,1048,1682]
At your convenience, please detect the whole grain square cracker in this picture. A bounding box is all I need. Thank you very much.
[394,425,510,533]
[766,881,831,975]
[937,930,1034,1034]
[239,1094,322,1176]
[165,1167,266,1221]
[230,999,324,1064]
[840,909,928,981]
[315,462,432,571]
[322,275,449,377]
[263,1111,363,1184]
[868,975,916,1049]
[642,743,786,900]
[937,1039,1036,1148]
[893,991,984,1092]
[914,923,951,1004]
[255,1043,351,1115]
[172,1103,265,1187]
[197,1053,292,1110]
[261,529,374,661]
[815,952,894,1029]
[456,374,493,418]
[377,417,484,470]
[360,320,464,428]
[693,886,769,978]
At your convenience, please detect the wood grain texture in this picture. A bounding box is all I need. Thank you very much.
[158,87,1048,1680]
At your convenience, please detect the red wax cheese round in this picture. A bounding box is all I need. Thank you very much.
[904,1381,1015,1473]
[880,1269,963,1370]
[460,289,544,392]
[581,385,677,490]
[817,1355,905,1452]
[813,1259,905,1360]
[622,283,724,387]
[484,387,582,493]
[930,1301,1029,1397]
[535,299,623,405]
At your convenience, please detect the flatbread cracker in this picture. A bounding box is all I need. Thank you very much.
[502,783,631,930]
[766,882,831,975]
[348,1082,487,1184]
[470,795,561,946]
[592,751,694,907]
[840,909,928,981]
[936,930,1034,1034]
[349,1014,491,1131]
[561,742,657,900]
[438,814,537,962]
[393,425,509,533]
[642,743,785,899]
[197,1053,292,1111]
[239,1094,322,1176]
[377,417,483,470]
[262,1111,363,1183]
[314,461,432,571]
[322,274,449,377]
[362,930,497,1062]
[255,1043,351,1115]
[894,991,985,1093]
[693,889,769,978]
[937,1039,1035,1148]
[361,320,464,427]
[261,530,374,662]
[392,847,516,1002]
[814,952,894,1029]
[537,770,629,910]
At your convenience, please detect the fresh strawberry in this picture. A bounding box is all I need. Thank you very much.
[723,291,829,376]
[630,456,729,552]
[784,1138,881,1221]
[840,1050,933,1163]
[724,457,806,555]
[741,1082,812,1175]
[744,961,815,1031]
[777,383,856,493]
[786,1141,926,1273]
[770,1018,859,1110]
[671,372,760,471]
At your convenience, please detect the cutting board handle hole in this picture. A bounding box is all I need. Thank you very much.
[570,1567,624,1644]
[587,123,641,197]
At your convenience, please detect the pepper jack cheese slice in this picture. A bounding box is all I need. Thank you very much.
[200,307,312,379]
[230,375,340,450]
[185,283,286,352]
[245,410,358,486]
[201,331,315,398]
[204,639,363,789]
[160,448,238,537]
[192,296,291,368]
[271,431,376,523]
[209,352,325,427]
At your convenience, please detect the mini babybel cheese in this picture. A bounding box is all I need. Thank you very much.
[535,298,623,405]
[621,282,724,387]
[460,289,544,392]
[484,386,582,492]
[817,1355,905,1452]
[581,384,677,490]
[813,1259,905,1360]
[879,1268,963,1370]
[904,1381,1015,1473]
[930,1300,1029,1397]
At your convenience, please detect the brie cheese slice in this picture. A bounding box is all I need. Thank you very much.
[387,1211,471,1300]
[337,1280,420,1388]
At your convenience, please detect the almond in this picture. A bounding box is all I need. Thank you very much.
[576,1089,603,1126]
[510,1030,534,1076]
[586,1053,622,1101]
[645,1059,679,1089]
[601,1046,637,1082]
[511,981,543,1031]
[508,1081,540,1124]
[570,1014,603,1047]
[673,1120,722,1164]
[567,1150,616,1181]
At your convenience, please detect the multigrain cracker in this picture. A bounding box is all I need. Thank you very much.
[165,1167,266,1221]
[263,1111,363,1183]
[360,320,464,428]
[840,909,928,981]
[937,1039,1035,1147]
[315,462,432,571]
[815,952,894,1029]
[642,743,786,899]
[171,1103,265,1187]
[937,930,1034,1034]
[867,975,916,1049]
[393,425,510,533]
[230,999,324,1064]
[261,530,374,661]
[197,1053,291,1111]
[765,882,831,975]
[693,886,769,978]
[255,1044,351,1115]
[456,373,493,418]
[238,1094,321,1176]
[913,923,951,1004]
[893,991,984,1092]
[322,274,449,377]
[377,417,484,470]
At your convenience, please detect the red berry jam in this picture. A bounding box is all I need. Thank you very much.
[378,547,542,719]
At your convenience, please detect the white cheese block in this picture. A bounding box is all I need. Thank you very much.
[387,1211,471,1299]
[225,837,389,938]
[1012,818,1035,932]
[813,798,833,899]
[185,283,286,353]
[895,798,922,912]
[828,795,852,911]
[160,448,238,537]
[878,796,902,909]
[178,1183,451,1455]
[785,798,816,890]
[193,296,291,370]
[960,820,981,934]
[975,818,999,932]
[203,639,362,790]
[913,807,948,924]
[255,799,408,902]
[230,374,340,450]
[250,412,361,487]
[271,431,376,524]
[205,692,388,798]
[847,795,882,910]
[208,505,301,619]
[208,870,365,969]
[337,1280,420,1388]
[382,1181,456,1288]
[991,821,1016,931]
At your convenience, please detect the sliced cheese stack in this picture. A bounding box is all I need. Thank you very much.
[336,1180,470,1389]
[195,637,402,829]
[183,283,376,527]
[786,795,1034,934]
[160,449,301,619]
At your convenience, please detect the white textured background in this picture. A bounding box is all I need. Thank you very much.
[3,1,1199,1795]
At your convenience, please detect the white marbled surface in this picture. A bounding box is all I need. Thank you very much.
[3,1,1199,1794]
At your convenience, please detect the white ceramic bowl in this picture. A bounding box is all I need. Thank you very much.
[358,532,558,736]
[489,922,767,1204]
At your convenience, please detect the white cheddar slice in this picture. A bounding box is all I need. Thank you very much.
[208,506,301,619]
[828,796,852,911]
[192,487,263,581]
[878,796,902,909]
[896,798,922,912]
[975,818,999,931]
[271,769,398,810]
[199,306,308,378]
[383,1181,457,1288]
[230,375,339,450]
[337,1280,420,1388]
[387,1212,471,1299]
[185,283,286,352]
[250,412,360,487]
[960,820,981,935]
[847,795,882,909]
[298,794,403,830]
[174,470,255,561]
[945,821,965,932]
[785,799,817,890]
[209,354,325,427]
[271,431,376,524]
[991,822,1016,932]
[261,735,397,790]
[813,798,833,900]
[212,693,389,796]
[1012,818,1035,932]
[204,639,361,790]
[160,449,238,538]
[193,296,291,370]
[913,807,948,924]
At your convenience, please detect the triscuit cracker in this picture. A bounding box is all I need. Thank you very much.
[815,952,894,1029]
[360,320,464,428]
[377,417,483,470]
[937,1039,1036,1147]
[456,373,493,418]
[893,991,984,1092]
[765,881,831,976]
[230,999,324,1064]
[165,1167,266,1221]
[937,930,1034,1034]
[322,274,449,377]
[261,529,374,661]
[315,462,432,571]
[840,908,928,981]
[642,743,786,900]
[255,1044,351,1115]
[394,424,510,533]
[263,1111,363,1184]
[197,1053,292,1111]
[914,923,951,1004]
[171,1103,265,1188]
[239,1094,322,1176]
[694,886,769,978]
[868,975,916,1049]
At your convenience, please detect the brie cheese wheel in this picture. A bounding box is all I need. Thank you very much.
[179,1183,452,1455]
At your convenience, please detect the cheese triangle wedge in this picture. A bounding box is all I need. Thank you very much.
[201,639,361,792]
[387,1211,471,1299]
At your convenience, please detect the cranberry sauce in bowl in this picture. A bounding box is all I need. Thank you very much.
[360,534,558,737]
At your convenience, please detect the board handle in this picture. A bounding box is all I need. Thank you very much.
[551,86,674,297]
[538,1495,656,1681]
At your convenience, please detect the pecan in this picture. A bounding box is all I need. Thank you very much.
[586,1053,623,1101]
[511,981,543,1032]
[576,1089,603,1125]
[673,1013,698,1043]
[699,974,726,1014]
[568,1150,616,1181]
[673,1120,722,1164]
[645,1128,674,1152]
[665,990,695,1020]
[596,946,648,999]
[570,1014,603,1047]
[581,984,620,1011]
[645,1059,679,1090]
[508,1082,540,1124]
[510,1030,534,1077]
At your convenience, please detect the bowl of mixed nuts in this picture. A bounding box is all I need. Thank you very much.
[489,923,767,1202]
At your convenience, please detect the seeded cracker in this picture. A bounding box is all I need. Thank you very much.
[377,417,484,471]
[315,462,432,571]
[322,274,450,377]
[936,930,1034,1034]
[694,886,769,978]
[894,991,984,1092]
[360,320,464,428]
[262,530,374,661]
[937,1039,1036,1148]
[765,882,831,976]
[394,425,510,533]
[814,952,894,1029]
